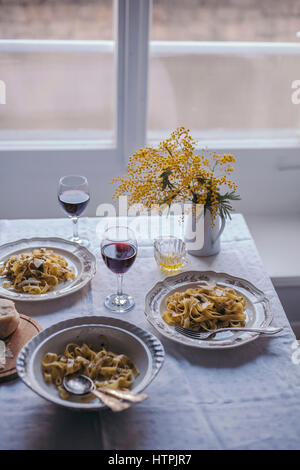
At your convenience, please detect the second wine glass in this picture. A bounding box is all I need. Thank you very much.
[58,175,90,247]
[101,226,137,312]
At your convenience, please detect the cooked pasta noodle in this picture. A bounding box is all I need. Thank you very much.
[162,283,246,331]
[0,248,75,294]
[41,343,139,400]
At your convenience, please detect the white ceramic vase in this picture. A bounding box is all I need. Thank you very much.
[184,207,225,257]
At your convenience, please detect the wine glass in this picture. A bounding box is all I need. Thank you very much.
[101,226,137,312]
[58,175,90,247]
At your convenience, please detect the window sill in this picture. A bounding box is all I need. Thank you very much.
[0,140,116,151]
[0,130,116,151]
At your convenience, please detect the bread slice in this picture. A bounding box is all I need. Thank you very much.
[0,299,20,339]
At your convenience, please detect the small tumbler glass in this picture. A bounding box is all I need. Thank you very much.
[154,236,187,272]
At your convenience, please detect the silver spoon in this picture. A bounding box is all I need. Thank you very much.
[63,374,148,411]
[63,374,130,412]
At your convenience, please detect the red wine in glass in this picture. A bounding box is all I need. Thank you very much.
[101,242,137,274]
[58,175,90,247]
[101,226,137,312]
[59,189,90,217]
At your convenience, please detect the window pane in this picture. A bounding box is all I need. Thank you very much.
[148,1,300,142]
[0,0,113,40]
[151,0,300,42]
[0,0,115,142]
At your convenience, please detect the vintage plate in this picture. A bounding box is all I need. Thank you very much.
[16,316,164,411]
[145,270,273,350]
[0,237,96,301]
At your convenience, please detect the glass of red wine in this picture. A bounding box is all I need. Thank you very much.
[58,175,90,247]
[101,226,137,312]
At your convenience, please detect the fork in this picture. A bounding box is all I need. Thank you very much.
[174,325,283,340]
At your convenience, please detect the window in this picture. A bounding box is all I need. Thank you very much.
[0,0,115,143]
[148,0,300,146]
[2,0,300,149]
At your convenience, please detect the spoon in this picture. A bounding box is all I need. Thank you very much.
[97,386,148,403]
[63,374,130,412]
[63,374,147,412]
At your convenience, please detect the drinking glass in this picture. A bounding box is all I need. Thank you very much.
[101,226,137,312]
[154,236,187,272]
[58,175,90,247]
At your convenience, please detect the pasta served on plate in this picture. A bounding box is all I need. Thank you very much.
[162,283,246,331]
[41,343,139,400]
[0,248,75,294]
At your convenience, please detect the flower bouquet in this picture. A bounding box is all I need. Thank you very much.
[111,126,240,229]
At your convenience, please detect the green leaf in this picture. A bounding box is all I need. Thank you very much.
[196,176,207,185]
[160,169,174,190]
[218,191,241,203]
[205,190,241,220]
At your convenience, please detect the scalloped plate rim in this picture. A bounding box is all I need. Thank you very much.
[144,270,273,350]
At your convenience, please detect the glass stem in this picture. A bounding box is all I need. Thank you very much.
[72,216,79,240]
[117,274,123,297]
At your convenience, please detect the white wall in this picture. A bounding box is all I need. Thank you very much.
[0,148,123,219]
[1,145,300,220]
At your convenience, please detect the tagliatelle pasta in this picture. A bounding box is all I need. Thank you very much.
[0,248,75,294]
[41,343,139,400]
[162,283,246,331]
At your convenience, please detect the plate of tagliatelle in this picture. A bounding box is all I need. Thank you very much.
[16,316,165,411]
[145,270,273,350]
[0,237,96,301]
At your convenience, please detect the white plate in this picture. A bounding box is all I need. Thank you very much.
[16,316,165,411]
[0,237,96,302]
[145,270,273,350]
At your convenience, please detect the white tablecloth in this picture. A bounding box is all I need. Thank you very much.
[0,214,300,450]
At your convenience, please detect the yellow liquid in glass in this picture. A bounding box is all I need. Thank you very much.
[158,253,185,271]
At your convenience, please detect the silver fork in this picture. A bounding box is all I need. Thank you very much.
[175,325,283,340]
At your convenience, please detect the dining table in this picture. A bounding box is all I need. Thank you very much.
[0,213,300,451]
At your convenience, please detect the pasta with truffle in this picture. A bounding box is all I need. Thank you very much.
[0,248,75,295]
[41,343,139,401]
[162,283,246,331]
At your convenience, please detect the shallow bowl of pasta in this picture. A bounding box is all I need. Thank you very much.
[145,270,272,350]
[16,316,164,410]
